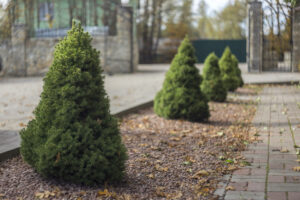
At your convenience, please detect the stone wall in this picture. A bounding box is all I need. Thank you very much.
[0,6,137,77]
[26,38,59,76]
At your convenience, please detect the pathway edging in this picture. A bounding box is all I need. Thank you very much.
[0,100,153,162]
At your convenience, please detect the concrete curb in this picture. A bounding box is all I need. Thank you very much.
[244,81,300,85]
[114,100,153,118]
[0,147,20,162]
[0,100,154,162]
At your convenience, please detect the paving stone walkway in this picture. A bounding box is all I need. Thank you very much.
[223,86,300,200]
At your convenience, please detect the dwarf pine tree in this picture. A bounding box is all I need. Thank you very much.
[219,47,239,91]
[232,54,244,87]
[201,53,227,102]
[154,36,209,122]
[20,22,127,185]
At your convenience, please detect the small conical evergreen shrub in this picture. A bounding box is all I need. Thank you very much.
[20,22,127,185]
[219,47,239,91]
[201,53,227,102]
[154,36,209,122]
[232,54,244,87]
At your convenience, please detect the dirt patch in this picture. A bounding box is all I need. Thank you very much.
[0,87,259,200]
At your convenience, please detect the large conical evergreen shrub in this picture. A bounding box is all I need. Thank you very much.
[154,36,209,122]
[201,53,227,102]
[219,47,239,91]
[20,22,127,185]
[232,54,244,87]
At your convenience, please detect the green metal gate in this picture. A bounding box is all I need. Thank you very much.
[192,39,246,63]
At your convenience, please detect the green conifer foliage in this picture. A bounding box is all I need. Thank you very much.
[219,47,239,91]
[232,54,244,87]
[201,53,227,102]
[20,22,127,185]
[154,36,209,122]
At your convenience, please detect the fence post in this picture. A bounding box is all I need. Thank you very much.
[247,0,263,73]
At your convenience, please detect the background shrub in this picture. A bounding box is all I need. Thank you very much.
[154,36,209,122]
[232,54,244,87]
[219,47,239,91]
[201,53,227,102]
[20,22,127,185]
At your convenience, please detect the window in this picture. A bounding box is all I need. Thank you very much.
[39,2,54,21]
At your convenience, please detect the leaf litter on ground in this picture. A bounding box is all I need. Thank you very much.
[0,87,259,199]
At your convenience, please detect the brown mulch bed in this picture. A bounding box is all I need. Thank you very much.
[0,87,259,200]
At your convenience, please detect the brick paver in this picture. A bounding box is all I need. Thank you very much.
[223,86,300,200]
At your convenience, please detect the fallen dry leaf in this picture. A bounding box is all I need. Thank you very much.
[131,148,139,153]
[155,164,168,172]
[147,173,155,179]
[226,186,235,191]
[182,129,192,134]
[293,166,300,172]
[35,192,45,199]
[217,132,224,137]
[19,122,26,127]
[170,137,181,141]
[155,187,166,197]
[34,191,55,199]
[227,166,238,171]
[169,191,183,199]
[280,148,289,153]
[120,194,131,200]
[98,189,112,197]
[185,156,196,163]
[139,143,148,147]
[198,140,204,146]
[169,130,178,134]
[192,170,210,179]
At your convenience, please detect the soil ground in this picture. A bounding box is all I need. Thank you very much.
[0,87,259,200]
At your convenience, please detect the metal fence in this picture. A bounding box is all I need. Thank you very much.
[34,26,109,38]
[261,1,293,72]
[192,39,247,63]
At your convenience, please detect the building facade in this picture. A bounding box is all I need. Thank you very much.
[0,0,139,76]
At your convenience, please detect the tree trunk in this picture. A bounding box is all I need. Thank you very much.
[147,0,157,62]
[141,0,149,63]
[153,0,163,61]
[36,0,40,28]
[24,0,34,36]
[93,0,98,26]
[68,0,74,27]
[82,1,86,26]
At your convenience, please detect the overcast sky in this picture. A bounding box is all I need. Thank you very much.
[0,0,7,7]
[194,0,230,14]
[0,0,230,14]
